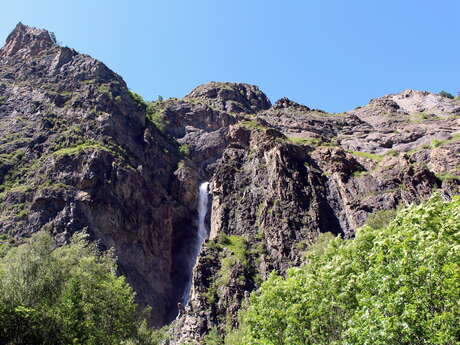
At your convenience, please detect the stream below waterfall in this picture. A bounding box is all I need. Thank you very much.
[182,181,210,306]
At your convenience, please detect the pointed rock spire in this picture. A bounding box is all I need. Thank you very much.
[0,22,57,59]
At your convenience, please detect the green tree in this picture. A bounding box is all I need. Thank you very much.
[238,195,460,345]
[439,90,454,99]
[0,231,143,345]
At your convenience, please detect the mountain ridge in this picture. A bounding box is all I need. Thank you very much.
[0,23,459,343]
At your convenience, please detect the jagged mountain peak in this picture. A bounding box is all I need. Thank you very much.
[184,81,271,114]
[0,22,57,59]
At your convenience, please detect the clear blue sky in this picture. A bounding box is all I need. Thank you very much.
[1,1,458,112]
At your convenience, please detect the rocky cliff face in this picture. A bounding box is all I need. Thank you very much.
[171,91,459,343]
[1,23,459,343]
[0,23,201,326]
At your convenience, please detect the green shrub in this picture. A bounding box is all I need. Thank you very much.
[129,90,147,108]
[97,84,112,98]
[237,195,460,345]
[439,90,454,99]
[146,102,167,132]
[203,327,224,345]
[179,144,190,157]
[0,231,159,345]
[365,208,397,229]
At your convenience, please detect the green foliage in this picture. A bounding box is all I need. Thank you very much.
[129,90,147,108]
[240,120,266,131]
[365,208,397,229]
[352,170,369,177]
[218,234,249,266]
[203,327,224,345]
[146,101,168,132]
[0,231,160,345]
[350,150,385,161]
[439,90,454,99]
[52,141,114,156]
[179,144,190,157]
[203,234,251,304]
[436,172,460,181]
[97,84,112,99]
[237,195,460,345]
[287,137,323,146]
[0,96,6,105]
[430,134,460,149]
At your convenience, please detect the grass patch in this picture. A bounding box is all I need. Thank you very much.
[431,134,460,148]
[352,170,369,177]
[52,142,114,156]
[408,112,438,122]
[349,151,385,161]
[240,120,266,131]
[288,137,323,146]
[436,172,460,181]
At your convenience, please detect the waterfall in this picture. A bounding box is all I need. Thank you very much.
[182,181,210,306]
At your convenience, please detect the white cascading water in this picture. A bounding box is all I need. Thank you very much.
[182,181,210,306]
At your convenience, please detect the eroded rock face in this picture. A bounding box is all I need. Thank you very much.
[0,23,56,60]
[0,24,199,326]
[184,81,272,114]
[171,120,448,344]
[1,23,459,343]
[170,95,459,343]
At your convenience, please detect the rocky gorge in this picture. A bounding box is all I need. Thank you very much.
[0,23,459,344]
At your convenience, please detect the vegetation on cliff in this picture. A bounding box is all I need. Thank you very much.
[225,195,460,345]
[0,232,166,345]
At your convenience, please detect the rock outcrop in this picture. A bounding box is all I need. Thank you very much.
[0,23,200,326]
[1,23,459,343]
[185,81,271,114]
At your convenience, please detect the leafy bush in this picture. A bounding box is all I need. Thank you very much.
[365,208,397,229]
[0,231,160,345]
[146,101,167,132]
[203,327,224,345]
[439,90,454,99]
[236,195,460,345]
[129,90,147,108]
[179,144,190,157]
